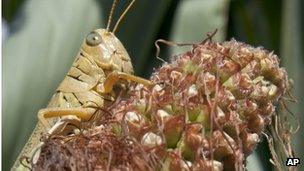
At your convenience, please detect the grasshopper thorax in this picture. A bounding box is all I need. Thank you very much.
[81,29,133,74]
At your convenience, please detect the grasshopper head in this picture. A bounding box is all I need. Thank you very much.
[81,29,134,74]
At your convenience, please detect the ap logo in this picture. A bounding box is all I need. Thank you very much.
[286,158,300,166]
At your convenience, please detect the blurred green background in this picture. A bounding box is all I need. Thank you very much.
[2,0,303,170]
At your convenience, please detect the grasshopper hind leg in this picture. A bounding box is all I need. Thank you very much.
[38,107,95,131]
[47,116,82,135]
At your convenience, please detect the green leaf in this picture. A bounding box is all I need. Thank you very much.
[247,152,266,171]
[227,0,282,52]
[281,0,303,170]
[169,0,230,54]
[3,0,102,170]
[2,0,25,22]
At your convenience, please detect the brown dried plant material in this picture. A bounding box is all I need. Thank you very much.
[32,39,294,171]
[33,125,156,171]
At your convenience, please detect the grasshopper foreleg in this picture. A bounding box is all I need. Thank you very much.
[98,71,153,94]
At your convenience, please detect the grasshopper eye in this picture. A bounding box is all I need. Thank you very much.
[86,31,103,46]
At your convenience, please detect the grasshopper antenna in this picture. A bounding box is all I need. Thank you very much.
[106,0,119,30]
[112,0,136,34]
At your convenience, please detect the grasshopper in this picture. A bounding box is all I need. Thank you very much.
[12,0,152,169]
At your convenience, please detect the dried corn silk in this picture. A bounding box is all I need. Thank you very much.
[32,40,295,171]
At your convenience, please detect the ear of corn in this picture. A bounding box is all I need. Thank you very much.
[31,40,292,171]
